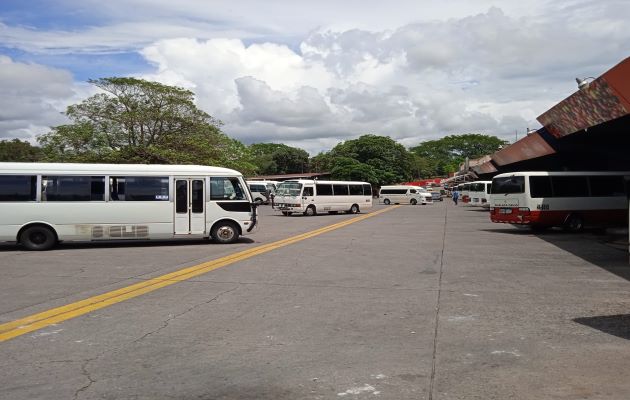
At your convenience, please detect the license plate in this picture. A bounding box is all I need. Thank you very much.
[499,208,512,214]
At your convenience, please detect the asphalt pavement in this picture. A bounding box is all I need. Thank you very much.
[0,202,629,399]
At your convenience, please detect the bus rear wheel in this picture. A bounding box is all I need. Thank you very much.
[349,204,360,214]
[211,221,240,244]
[20,225,57,251]
[563,214,584,232]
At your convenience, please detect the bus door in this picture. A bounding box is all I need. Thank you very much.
[174,178,206,235]
[302,186,315,207]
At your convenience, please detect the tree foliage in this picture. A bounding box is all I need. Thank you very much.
[318,135,414,185]
[0,139,43,162]
[409,134,508,175]
[249,143,310,175]
[37,77,256,174]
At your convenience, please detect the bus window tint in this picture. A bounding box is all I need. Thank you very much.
[529,176,552,198]
[492,176,524,194]
[316,184,333,196]
[42,176,105,201]
[552,176,588,197]
[363,184,372,196]
[486,184,492,194]
[333,184,349,196]
[210,177,246,200]
[0,175,37,201]
[110,177,169,201]
[589,176,626,196]
[302,186,314,197]
[349,184,363,195]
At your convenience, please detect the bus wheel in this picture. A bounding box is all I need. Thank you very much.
[410,199,417,205]
[563,214,584,232]
[304,205,317,216]
[349,204,360,214]
[384,199,391,205]
[20,225,57,251]
[211,221,239,244]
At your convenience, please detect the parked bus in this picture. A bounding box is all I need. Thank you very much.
[0,163,258,250]
[274,180,372,216]
[246,181,271,205]
[469,181,492,208]
[489,171,628,231]
[379,185,432,205]
[460,182,473,204]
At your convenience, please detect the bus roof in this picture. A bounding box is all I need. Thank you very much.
[493,171,630,178]
[0,162,243,176]
[280,179,370,185]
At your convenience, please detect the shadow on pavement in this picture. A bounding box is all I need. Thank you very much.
[481,227,630,281]
[0,237,256,252]
[574,314,630,340]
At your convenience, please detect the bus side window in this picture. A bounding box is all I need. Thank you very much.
[210,177,246,201]
[303,187,314,197]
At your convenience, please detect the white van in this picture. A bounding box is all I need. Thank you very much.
[379,185,432,205]
[246,181,270,204]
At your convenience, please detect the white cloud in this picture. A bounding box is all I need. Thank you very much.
[0,56,79,140]
[1,1,630,154]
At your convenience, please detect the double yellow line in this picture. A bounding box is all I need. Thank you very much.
[0,206,399,342]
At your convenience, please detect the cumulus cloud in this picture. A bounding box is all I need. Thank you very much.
[0,56,79,140]
[2,1,630,154]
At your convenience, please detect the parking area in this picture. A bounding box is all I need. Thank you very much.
[1,203,629,399]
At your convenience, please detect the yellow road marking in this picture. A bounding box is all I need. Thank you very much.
[0,205,400,342]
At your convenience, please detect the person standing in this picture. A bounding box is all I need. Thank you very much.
[452,189,459,205]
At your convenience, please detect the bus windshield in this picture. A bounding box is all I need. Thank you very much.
[276,182,302,196]
[492,176,525,194]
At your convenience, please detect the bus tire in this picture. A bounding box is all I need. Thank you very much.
[211,221,240,244]
[349,204,360,214]
[384,199,391,205]
[304,205,316,216]
[563,214,584,232]
[410,199,417,205]
[19,225,57,251]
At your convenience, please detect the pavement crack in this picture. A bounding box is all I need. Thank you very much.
[133,285,240,343]
[73,352,104,400]
[428,203,448,400]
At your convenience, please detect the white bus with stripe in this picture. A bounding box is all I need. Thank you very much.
[274,179,373,216]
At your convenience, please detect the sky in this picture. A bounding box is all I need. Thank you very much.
[1,0,629,154]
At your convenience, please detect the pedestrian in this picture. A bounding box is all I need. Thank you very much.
[452,189,459,205]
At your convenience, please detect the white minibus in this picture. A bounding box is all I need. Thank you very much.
[275,180,373,216]
[469,181,492,208]
[379,185,432,205]
[246,181,270,204]
[0,163,257,250]
[460,182,473,205]
[490,171,628,231]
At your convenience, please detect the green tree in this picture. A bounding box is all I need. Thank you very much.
[0,139,42,162]
[37,77,256,174]
[249,143,309,175]
[409,134,507,176]
[320,135,414,185]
